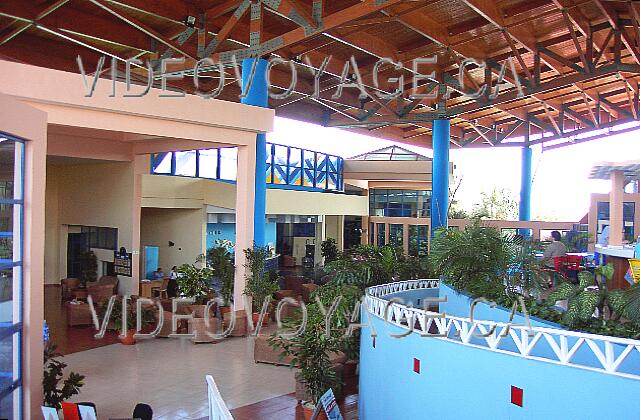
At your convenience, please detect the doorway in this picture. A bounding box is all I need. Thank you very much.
[67,232,89,279]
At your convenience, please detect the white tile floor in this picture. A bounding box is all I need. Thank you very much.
[64,336,296,419]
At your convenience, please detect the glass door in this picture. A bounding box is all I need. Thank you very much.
[0,134,24,419]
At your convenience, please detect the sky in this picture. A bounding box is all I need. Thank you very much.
[267,117,640,222]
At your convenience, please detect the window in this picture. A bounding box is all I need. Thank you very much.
[596,201,636,240]
[198,149,219,179]
[219,147,238,181]
[370,189,432,218]
[0,134,24,418]
[376,223,386,247]
[369,222,375,245]
[174,151,197,177]
[409,225,428,256]
[150,143,344,192]
[79,226,118,250]
[389,224,403,248]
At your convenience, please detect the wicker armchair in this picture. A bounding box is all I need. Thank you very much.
[86,284,115,307]
[86,276,119,295]
[60,278,80,303]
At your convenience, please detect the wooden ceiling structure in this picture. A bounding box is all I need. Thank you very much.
[1,0,640,150]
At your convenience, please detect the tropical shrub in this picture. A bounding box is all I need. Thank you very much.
[430,221,512,297]
[244,245,279,312]
[177,257,214,304]
[321,238,340,264]
[270,283,362,405]
[207,246,235,306]
[43,343,85,409]
[546,264,627,327]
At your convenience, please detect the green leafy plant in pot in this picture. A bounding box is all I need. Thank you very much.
[207,245,235,312]
[107,298,155,344]
[43,342,85,409]
[177,257,214,318]
[270,283,362,418]
[243,245,279,325]
[78,250,97,286]
[321,238,340,264]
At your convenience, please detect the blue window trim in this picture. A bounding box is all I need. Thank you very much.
[150,142,344,193]
[0,133,24,418]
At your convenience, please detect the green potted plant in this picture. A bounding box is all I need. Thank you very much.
[177,257,214,317]
[321,238,340,264]
[108,298,155,345]
[207,245,235,315]
[271,284,361,418]
[43,342,85,410]
[78,250,97,286]
[244,245,279,326]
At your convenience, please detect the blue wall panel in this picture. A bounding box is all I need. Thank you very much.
[359,284,640,419]
[359,311,640,420]
[206,222,276,250]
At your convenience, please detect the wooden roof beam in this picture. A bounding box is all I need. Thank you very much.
[211,0,403,62]
[202,0,250,57]
[595,0,640,65]
[205,0,244,20]
[88,0,198,59]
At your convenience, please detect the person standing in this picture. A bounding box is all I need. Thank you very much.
[167,266,179,298]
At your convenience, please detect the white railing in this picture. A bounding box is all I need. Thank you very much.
[366,279,439,298]
[206,375,234,420]
[365,280,640,380]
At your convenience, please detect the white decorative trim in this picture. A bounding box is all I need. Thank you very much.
[365,280,640,380]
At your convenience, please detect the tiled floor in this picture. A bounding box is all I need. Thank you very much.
[45,286,120,354]
[224,391,359,420]
[63,336,296,419]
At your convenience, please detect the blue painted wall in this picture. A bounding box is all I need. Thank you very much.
[206,222,276,250]
[359,284,640,419]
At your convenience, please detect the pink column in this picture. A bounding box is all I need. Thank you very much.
[0,94,48,418]
[609,170,625,246]
[131,155,145,294]
[234,144,256,311]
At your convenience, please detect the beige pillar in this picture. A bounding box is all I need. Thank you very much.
[384,223,389,245]
[315,218,325,265]
[234,144,256,311]
[336,216,345,251]
[403,223,409,255]
[361,216,369,245]
[609,170,625,246]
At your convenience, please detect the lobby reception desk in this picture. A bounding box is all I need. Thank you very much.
[594,245,635,290]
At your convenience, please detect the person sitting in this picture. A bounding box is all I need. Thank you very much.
[542,231,567,269]
[153,267,165,280]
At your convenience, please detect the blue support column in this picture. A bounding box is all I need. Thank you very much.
[241,58,268,247]
[519,144,533,237]
[430,119,450,235]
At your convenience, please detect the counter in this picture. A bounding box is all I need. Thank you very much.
[594,244,636,289]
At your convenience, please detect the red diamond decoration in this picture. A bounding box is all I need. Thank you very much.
[413,358,420,374]
[511,386,523,407]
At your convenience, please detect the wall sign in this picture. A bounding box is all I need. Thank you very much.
[114,247,132,277]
